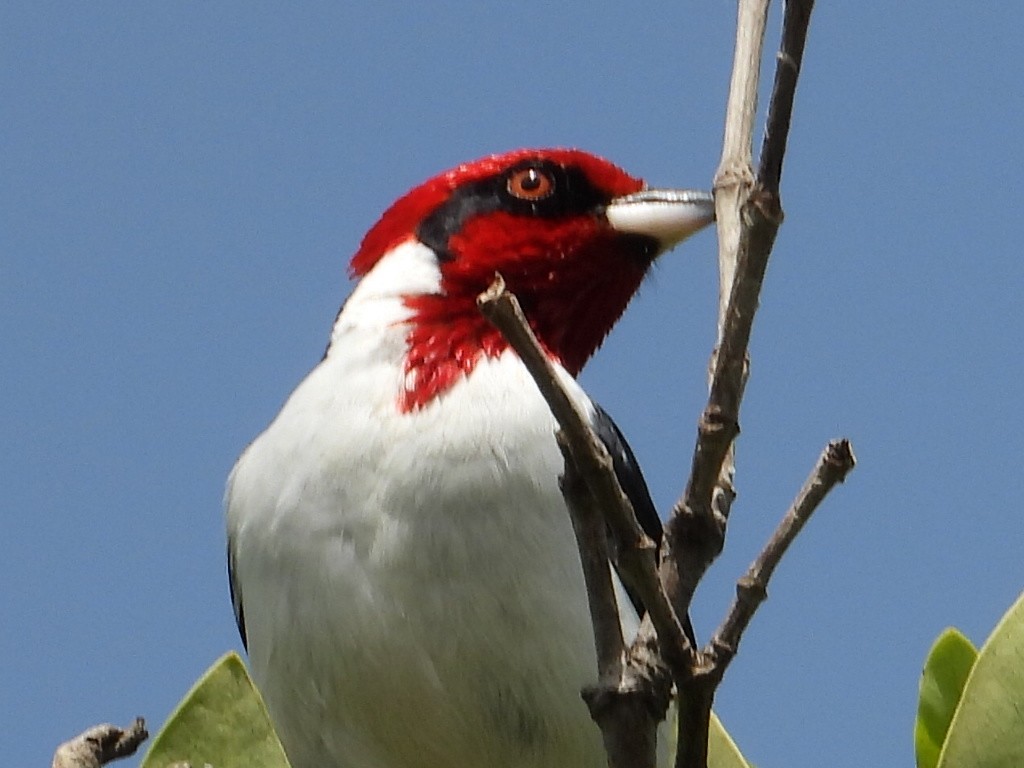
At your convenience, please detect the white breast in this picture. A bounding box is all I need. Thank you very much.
[226,241,639,768]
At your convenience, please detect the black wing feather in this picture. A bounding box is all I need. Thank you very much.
[227,539,248,650]
[591,403,696,646]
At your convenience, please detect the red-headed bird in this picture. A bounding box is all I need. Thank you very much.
[227,149,714,768]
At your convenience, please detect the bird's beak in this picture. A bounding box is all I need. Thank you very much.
[605,189,716,251]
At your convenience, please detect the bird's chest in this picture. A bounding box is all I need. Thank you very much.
[282,350,580,583]
[229,352,604,767]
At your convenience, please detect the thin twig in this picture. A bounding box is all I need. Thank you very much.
[476,276,627,677]
[661,0,773,712]
[558,452,629,682]
[758,0,816,193]
[479,2,826,763]
[478,275,692,767]
[52,719,148,768]
[668,0,819,766]
[477,275,694,673]
[714,0,770,307]
[710,440,855,676]
[556,461,663,766]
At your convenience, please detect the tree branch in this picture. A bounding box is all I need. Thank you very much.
[478,275,691,768]
[52,719,148,768]
[758,0,815,194]
[478,3,828,765]
[668,1,818,766]
[709,440,855,674]
[477,276,625,674]
[660,0,774,714]
[477,276,695,671]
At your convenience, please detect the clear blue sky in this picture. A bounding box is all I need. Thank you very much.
[4,3,1022,766]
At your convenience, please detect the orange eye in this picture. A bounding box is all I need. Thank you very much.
[507,167,555,201]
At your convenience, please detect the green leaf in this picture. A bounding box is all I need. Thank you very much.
[915,627,978,768]
[141,651,290,768]
[937,591,1024,768]
[144,654,752,768]
[666,709,750,768]
[709,711,752,768]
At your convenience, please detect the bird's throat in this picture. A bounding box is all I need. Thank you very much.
[399,294,516,412]
[399,273,642,412]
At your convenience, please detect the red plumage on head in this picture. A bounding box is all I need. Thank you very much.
[347,148,653,411]
[350,148,643,278]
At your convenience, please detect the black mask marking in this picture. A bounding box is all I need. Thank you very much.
[416,159,613,261]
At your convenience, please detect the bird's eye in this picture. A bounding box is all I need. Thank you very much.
[507,167,555,201]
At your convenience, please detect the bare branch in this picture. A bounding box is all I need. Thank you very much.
[663,0,773,685]
[715,0,770,306]
[52,719,148,768]
[478,275,694,767]
[478,1,827,763]
[668,1,819,766]
[758,0,816,194]
[558,454,629,681]
[669,440,855,768]
[477,275,694,671]
[710,440,856,673]
[476,276,627,676]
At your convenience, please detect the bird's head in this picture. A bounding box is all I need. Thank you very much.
[347,148,714,411]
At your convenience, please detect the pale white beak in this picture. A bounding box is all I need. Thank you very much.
[605,189,715,250]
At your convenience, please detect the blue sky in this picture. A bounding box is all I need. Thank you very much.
[4,3,1023,766]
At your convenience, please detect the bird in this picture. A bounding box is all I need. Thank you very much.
[225,148,714,768]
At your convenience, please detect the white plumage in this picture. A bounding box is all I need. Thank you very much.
[227,241,634,767]
[226,149,713,768]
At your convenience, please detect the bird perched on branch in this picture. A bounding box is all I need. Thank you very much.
[226,148,714,768]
